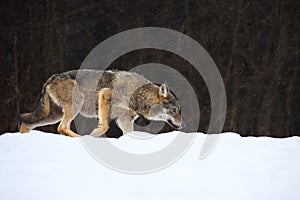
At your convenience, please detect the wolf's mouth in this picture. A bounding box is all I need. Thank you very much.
[167,119,184,129]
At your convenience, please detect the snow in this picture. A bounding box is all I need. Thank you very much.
[1,130,300,200]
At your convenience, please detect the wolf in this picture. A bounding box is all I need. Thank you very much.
[19,69,185,137]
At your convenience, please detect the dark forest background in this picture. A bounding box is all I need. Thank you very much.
[0,0,299,137]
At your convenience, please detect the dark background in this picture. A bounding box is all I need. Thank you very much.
[0,0,299,137]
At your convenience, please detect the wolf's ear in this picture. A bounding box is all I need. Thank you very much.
[159,83,169,98]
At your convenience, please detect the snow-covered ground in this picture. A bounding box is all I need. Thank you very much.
[0,130,300,200]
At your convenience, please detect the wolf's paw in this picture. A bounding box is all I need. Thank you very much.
[20,123,33,133]
[90,126,109,138]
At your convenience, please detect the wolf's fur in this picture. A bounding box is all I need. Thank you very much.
[19,69,184,137]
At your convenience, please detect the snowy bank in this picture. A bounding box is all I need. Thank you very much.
[0,131,300,200]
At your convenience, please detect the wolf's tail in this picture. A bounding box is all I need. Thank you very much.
[18,85,50,125]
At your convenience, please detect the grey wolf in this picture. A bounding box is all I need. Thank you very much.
[19,69,185,137]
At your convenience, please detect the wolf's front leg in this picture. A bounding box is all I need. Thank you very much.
[90,88,112,138]
[116,117,134,134]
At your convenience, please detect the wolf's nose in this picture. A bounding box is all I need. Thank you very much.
[180,122,185,129]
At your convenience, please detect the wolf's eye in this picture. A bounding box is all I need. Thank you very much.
[172,107,177,113]
[163,101,169,106]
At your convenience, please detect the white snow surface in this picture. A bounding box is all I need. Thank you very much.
[0,130,300,200]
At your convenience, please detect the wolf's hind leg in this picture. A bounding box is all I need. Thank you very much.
[90,88,112,138]
[20,102,63,133]
[20,116,62,133]
[58,105,81,137]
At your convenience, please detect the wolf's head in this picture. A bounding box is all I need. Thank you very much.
[130,83,185,130]
[147,83,185,129]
